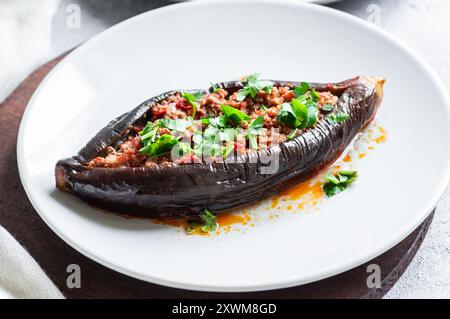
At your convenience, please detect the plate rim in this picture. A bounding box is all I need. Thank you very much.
[17,0,450,292]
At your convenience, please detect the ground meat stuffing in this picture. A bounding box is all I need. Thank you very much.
[89,83,338,168]
[89,136,145,168]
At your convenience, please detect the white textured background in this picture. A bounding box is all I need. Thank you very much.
[5,0,450,298]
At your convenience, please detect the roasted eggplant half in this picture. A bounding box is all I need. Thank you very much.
[55,75,385,219]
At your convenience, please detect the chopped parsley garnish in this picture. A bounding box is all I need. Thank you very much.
[208,115,227,129]
[220,104,251,126]
[237,73,273,101]
[293,98,319,128]
[222,142,235,158]
[138,77,339,161]
[172,142,193,157]
[200,209,218,233]
[194,121,237,159]
[277,102,301,128]
[159,118,193,132]
[323,170,358,197]
[327,112,350,124]
[139,120,160,146]
[293,82,310,97]
[247,116,264,149]
[310,88,320,101]
[277,93,319,129]
[140,134,179,157]
[181,91,203,118]
[218,128,238,145]
[322,104,333,112]
[286,128,299,141]
[248,115,264,133]
[185,209,218,234]
[139,118,194,157]
[200,117,211,125]
[186,221,202,234]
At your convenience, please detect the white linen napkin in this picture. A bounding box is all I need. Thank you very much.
[0,0,59,103]
[0,226,64,299]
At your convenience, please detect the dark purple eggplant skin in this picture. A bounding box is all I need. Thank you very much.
[55,76,385,219]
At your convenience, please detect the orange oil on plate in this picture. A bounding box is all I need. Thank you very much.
[153,211,252,236]
[152,124,387,236]
[270,179,325,212]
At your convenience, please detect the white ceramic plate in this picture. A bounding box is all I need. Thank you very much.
[18,0,450,292]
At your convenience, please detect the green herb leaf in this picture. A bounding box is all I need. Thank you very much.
[220,104,251,126]
[195,113,239,159]
[208,115,227,129]
[218,128,237,142]
[182,91,203,102]
[200,117,210,125]
[140,124,159,143]
[248,134,258,149]
[200,209,218,233]
[277,103,301,128]
[139,120,161,153]
[236,73,273,101]
[236,88,250,102]
[324,173,340,185]
[293,82,310,97]
[140,134,179,157]
[223,142,235,158]
[339,170,358,177]
[172,142,193,158]
[278,90,319,129]
[310,89,320,102]
[202,125,220,141]
[194,138,222,158]
[248,116,264,134]
[322,104,333,112]
[139,121,156,136]
[290,99,308,127]
[246,116,263,149]
[159,118,193,132]
[323,170,358,197]
[193,130,203,145]
[286,128,299,141]
[181,91,203,118]
[327,112,350,124]
[186,221,201,234]
[302,100,319,128]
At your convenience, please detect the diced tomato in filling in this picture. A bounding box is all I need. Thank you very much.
[88,85,339,168]
[152,107,167,118]
[318,91,338,106]
[88,137,145,168]
[175,98,191,110]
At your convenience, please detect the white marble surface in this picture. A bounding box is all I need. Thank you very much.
[47,0,450,298]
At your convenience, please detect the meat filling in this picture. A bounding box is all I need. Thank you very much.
[89,83,338,168]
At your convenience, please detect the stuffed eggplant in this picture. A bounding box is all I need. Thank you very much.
[55,75,385,219]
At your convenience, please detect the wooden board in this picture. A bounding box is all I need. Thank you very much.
[0,53,434,299]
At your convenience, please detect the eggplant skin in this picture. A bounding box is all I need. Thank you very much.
[55,76,385,219]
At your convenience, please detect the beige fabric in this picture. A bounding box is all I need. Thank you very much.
[0,226,64,299]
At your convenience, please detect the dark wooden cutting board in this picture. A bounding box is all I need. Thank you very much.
[0,53,433,299]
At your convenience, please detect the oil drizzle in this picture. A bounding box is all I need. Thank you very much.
[151,123,387,236]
